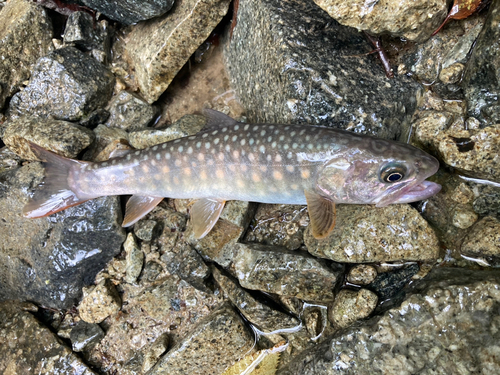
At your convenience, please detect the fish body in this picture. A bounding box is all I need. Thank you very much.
[24,110,441,238]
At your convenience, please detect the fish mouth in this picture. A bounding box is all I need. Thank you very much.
[375,180,442,207]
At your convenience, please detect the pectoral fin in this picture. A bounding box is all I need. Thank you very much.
[122,195,164,227]
[190,198,226,239]
[304,190,336,239]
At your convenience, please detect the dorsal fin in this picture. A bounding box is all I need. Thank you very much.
[202,109,238,130]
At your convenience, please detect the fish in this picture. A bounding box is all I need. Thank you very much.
[23,109,441,239]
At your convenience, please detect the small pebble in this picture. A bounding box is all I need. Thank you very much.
[328,288,378,329]
[347,265,378,285]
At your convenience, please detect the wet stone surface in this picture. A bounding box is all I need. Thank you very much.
[0,0,53,110]
[0,302,96,374]
[367,263,420,304]
[0,163,125,309]
[125,0,231,103]
[123,233,144,284]
[328,288,378,329]
[105,91,157,131]
[461,216,500,266]
[347,265,378,285]
[279,268,500,375]
[78,279,122,323]
[304,204,440,263]
[3,116,95,159]
[232,243,342,302]
[8,46,115,121]
[70,320,105,352]
[224,0,422,139]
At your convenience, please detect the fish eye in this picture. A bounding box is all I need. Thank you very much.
[380,165,406,183]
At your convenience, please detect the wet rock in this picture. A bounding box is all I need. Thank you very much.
[0,302,96,374]
[463,1,500,126]
[0,163,125,309]
[312,0,446,42]
[461,216,500,265]
[437,125,500,183]
[129,114,206,149]
[244,204,309,250]
[88,275,223,373]
[63,11,112,64]
[140,261,164,283]
[79,108,111,128]
[473,184,500,218]
[8,46,115,121]
[3,116,95,160]
[134,219,159,242]
[105,91,157,131]
[149,303,255,375]
[367,263,420,302]
[84,124,129,161]
[78,279,122,323]
[213,267,300,334]
[70,320,105,352]
[188,200,255,268]
[0,0,53,110]
[122,333,169,374]
[80,0,175,25]
[124,233,144,284]
[451,204,478,229]
[304,305,329,340]
[328,288,378,329]
[161,239,210,291]
[278,268,500,375]
[232,243,341,302]
[304,204,439,263]
[224,0,421,139]
[439,63,465,85]
[126,0,231,103]
[347,265,378,285]
[0,147,22,174]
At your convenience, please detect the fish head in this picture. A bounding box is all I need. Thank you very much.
[316,138,441,206]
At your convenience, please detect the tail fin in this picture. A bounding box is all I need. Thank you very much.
[23,142,92,218]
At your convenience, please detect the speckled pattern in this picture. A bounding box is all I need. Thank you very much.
[224,0,422,139]
[126,0,231,103]
[461,216,500,264]
[8,47,115,121]
[0,0,53,110]
[0,302,96,374]
[278,268,500,375]
[149,303,255,375]
[3,116,95,159]
[304,204,439,263]
[312,0,447,42]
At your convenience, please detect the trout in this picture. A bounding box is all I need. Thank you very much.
[24,110,441,239]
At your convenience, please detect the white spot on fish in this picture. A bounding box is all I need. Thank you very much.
[284,126,290,130]
[178,146,184,152]
[196,142,202,149]
[233,150,239,158]
[240,139,246,146]
[134,151,140,156]
[259,145,266,153]
[271,141,277,148]
[260,130,266,136]
[232,135,238,142]
[143,154,149,161]
[266,154,272,161]
[286,165,294,172]
[287,152,293,159]
[267,136,272,142]
[188,136,196,140]
[300,129,306,135]
[151,160,156,167]
[248,153,255,161]
[222,127,228,132]
[218,153,224,161]
[156,153,161,160]
[290,131,296,137]
[276,154,282,162]
[174,139,181,143]
[212,130,218,135]
[162,144,167,149]
[165,153,171,160]
[292,143,298,149]
[273,171,283,180]
[153,145,158,151]
[305,135,311,141]
[214,138,220,145]
[198,153,204,161]
[202,133,208,138]
[225,144,231,152]
[244,124,249,130]
[284,144,289,150]
[253,126,259,131]
[187,147,193,154]
[308,144,314,150]
[126,154,131,160]
[205,142,211,149]
[234,125,239,130]
[269,125,275,130]
[224,135,229,142]
[279,135,285,141]
[249,138,255,146]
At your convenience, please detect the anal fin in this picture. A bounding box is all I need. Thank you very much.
[122,195,163,227]
[190,198,226,239]
[304,190,336,239]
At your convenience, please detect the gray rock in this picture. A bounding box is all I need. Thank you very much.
[139,261,164,283]
[413,110,453,152]
[224,0,422,139]
[0,302,96,374]
[8,46,115,121]
[149,303,255,375]
[451,204,478,229]
[473,184,500,218]
[463,1,500,126]
[346,265,377,285]
[233,243,341,301]
[83,124,129,162]
[312,0,446,42]
[128,114,206,149]
[122,333,169,374]
[442,21,484,70]
[70,320,105,352]
[0,146,22,174]
[461,216,500,266]
[439,63,465,85]
[0,0,53,110]
[3,116,95,159]
[187,201,254,268]
[304,204,440,263]
[80,0,175,25]
[213,267,300,334]
[126,0,231,103]
[105,91,157,131]
[134,219,159,242]
[78,279,122,323]
[124,233,144,284]
[437,125,500,183]
[244,204,309,250]
[63,11,112,64]
[278,268,500,375]
[0,163,126,309]
[328,288,378,329]
[160,238,210,292]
